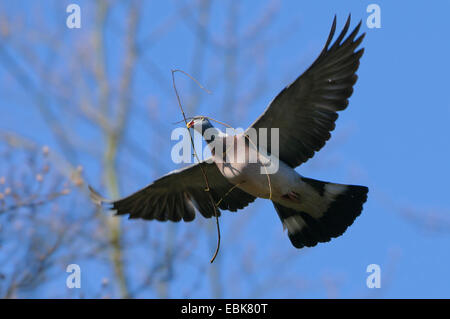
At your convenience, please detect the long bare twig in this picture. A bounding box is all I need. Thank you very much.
[171,69,221,264]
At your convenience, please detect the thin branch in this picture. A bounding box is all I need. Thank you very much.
[171,69,221,264]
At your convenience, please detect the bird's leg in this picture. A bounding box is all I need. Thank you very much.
[282,191,301,203]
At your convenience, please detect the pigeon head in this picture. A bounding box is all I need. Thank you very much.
[186,116,213,135]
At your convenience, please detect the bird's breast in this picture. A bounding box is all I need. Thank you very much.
[215,158,299,199]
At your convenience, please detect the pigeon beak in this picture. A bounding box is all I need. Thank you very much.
[187,120,195,129]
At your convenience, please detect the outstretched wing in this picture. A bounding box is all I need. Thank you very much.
[89,161,255,222]
[246,15,365,168]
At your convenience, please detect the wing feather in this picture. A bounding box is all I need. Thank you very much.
[246,15,365,168]
[90,161,255,222]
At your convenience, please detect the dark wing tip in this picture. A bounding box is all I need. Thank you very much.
[355,32,366,46]
[321,14,363,58]
[332,14,352,48]
[323,15,337,52]
[88,185,112,207]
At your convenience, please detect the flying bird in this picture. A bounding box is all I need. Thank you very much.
[90,15,368,249]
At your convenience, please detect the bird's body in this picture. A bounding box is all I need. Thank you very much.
[208,130,363,227]
[227,160,298,201]
[90,15,369,249]
[211,132,300,200]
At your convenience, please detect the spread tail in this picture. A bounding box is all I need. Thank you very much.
[273,177,368,249]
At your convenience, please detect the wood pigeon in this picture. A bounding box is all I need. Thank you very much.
[90,15,368,249]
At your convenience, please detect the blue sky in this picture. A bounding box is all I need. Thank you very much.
[1,0,449,298]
